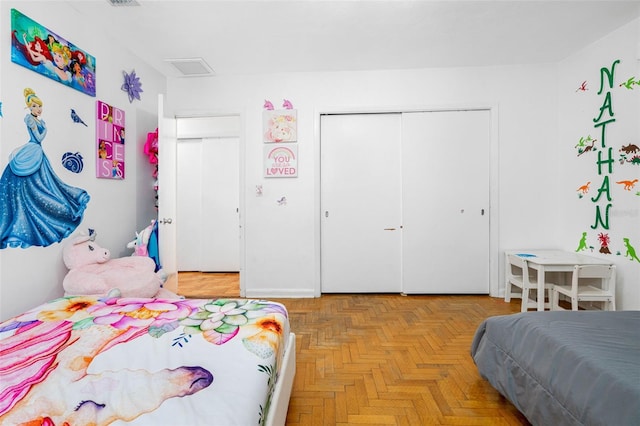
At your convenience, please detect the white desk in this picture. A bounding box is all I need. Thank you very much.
[506,250,614,311]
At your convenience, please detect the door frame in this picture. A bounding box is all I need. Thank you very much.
[174,112,246,296]
[314,104,500,297]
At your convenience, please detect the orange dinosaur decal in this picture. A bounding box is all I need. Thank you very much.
[616,179,638,191]
[577,181,590,194]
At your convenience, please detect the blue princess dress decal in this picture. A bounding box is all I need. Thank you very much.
[0,88,90,249]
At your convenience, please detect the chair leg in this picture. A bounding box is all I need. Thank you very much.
[505,283,511,302]
[543,286,552,310]
[521,288,529,312]
[571,297,578,311]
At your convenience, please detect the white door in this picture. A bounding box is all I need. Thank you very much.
[176,140,203,271]
[320,113,403,293]
[177,137,240,272]
[157,94,178,293]
[201,137,240,271]
[401,110,490,293]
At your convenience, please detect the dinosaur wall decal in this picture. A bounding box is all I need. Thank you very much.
[616,179,638,191]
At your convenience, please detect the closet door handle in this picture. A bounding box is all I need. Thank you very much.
[384,228,396,231]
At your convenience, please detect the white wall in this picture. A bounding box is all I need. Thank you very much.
[0,1,166,320]
[168,22,639,309]
[167,64,562,299]
[2,4,636,319]
[558,18,640,310]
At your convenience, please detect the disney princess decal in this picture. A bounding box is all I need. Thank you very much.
[0,88,90,249]
[11,9,96,96]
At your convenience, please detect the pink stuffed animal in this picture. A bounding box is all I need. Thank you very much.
[62,234,168,298]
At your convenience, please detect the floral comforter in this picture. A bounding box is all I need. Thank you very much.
[0,296,290,425]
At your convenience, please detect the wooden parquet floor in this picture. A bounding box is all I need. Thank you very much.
[178,272,530,426]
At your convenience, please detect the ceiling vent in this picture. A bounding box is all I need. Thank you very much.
[107,0,140,6]
[165,58,215,77]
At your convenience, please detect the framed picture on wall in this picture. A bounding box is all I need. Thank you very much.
[10,8,96,97]
[96,101,125,179]
[264,144,298,178]
[263,109,297,143]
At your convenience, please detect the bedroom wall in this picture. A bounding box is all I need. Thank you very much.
[0,1,165,320]
[2,5,635,319]
[167,21,638,309]
[558,18,640,311]
[166,63,561,299]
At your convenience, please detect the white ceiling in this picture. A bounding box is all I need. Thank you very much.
[65,0,640,78]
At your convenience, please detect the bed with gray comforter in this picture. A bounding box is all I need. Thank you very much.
[470,310,640,426]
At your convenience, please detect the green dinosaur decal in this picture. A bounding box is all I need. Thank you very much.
[576,232,589,252]
[619,76,640,90]
[623,238,640,263]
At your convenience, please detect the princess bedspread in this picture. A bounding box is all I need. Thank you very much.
[0,296,291,425]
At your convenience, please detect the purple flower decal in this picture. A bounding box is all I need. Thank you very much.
[122,70,143,103]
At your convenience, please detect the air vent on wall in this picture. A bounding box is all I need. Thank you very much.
[165,58,215,77]
[107,0,140,6]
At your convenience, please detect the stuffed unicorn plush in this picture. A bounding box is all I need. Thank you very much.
[62,232,173,298]
[127,220,162,273]
[127,221,154,257]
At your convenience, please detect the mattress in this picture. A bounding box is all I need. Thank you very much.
[0,295,293,425]
[470,310,640,426]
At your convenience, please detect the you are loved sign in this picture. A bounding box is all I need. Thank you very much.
[264,145,298,178]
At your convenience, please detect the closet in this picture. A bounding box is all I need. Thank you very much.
[176,116,240,272]
[320,110,490,294]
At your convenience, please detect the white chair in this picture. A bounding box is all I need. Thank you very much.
[505,254,555,312]
[552,264,616,311]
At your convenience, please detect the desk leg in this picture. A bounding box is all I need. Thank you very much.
[537,267,546,311]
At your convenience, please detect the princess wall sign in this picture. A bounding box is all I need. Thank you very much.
[96,101,125,180]
[11,9,96,97]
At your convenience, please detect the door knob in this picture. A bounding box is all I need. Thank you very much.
[159,218,173,224]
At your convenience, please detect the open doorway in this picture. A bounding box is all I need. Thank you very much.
[175,116,242,293]
[177,136,239,271]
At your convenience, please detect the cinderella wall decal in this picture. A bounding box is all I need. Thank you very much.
[0,88,90,249]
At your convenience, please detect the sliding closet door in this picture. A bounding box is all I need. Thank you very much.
[177,137,240,272]
[401,110,490,294]
[320,113,402,293]
[201,137,240,271]
[177,139,203,271]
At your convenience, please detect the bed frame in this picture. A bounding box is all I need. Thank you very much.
[471,310,640,425]
[266,333,296,426]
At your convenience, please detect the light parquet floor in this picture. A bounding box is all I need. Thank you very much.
[178,272,530,426]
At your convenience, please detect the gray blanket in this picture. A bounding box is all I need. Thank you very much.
[470,310,640,426]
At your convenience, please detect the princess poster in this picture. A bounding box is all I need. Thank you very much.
[96,101,125,180]
[11,9,96,97]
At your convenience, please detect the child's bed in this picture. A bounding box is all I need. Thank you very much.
[0,295,296,426]
[470,310,640,426]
